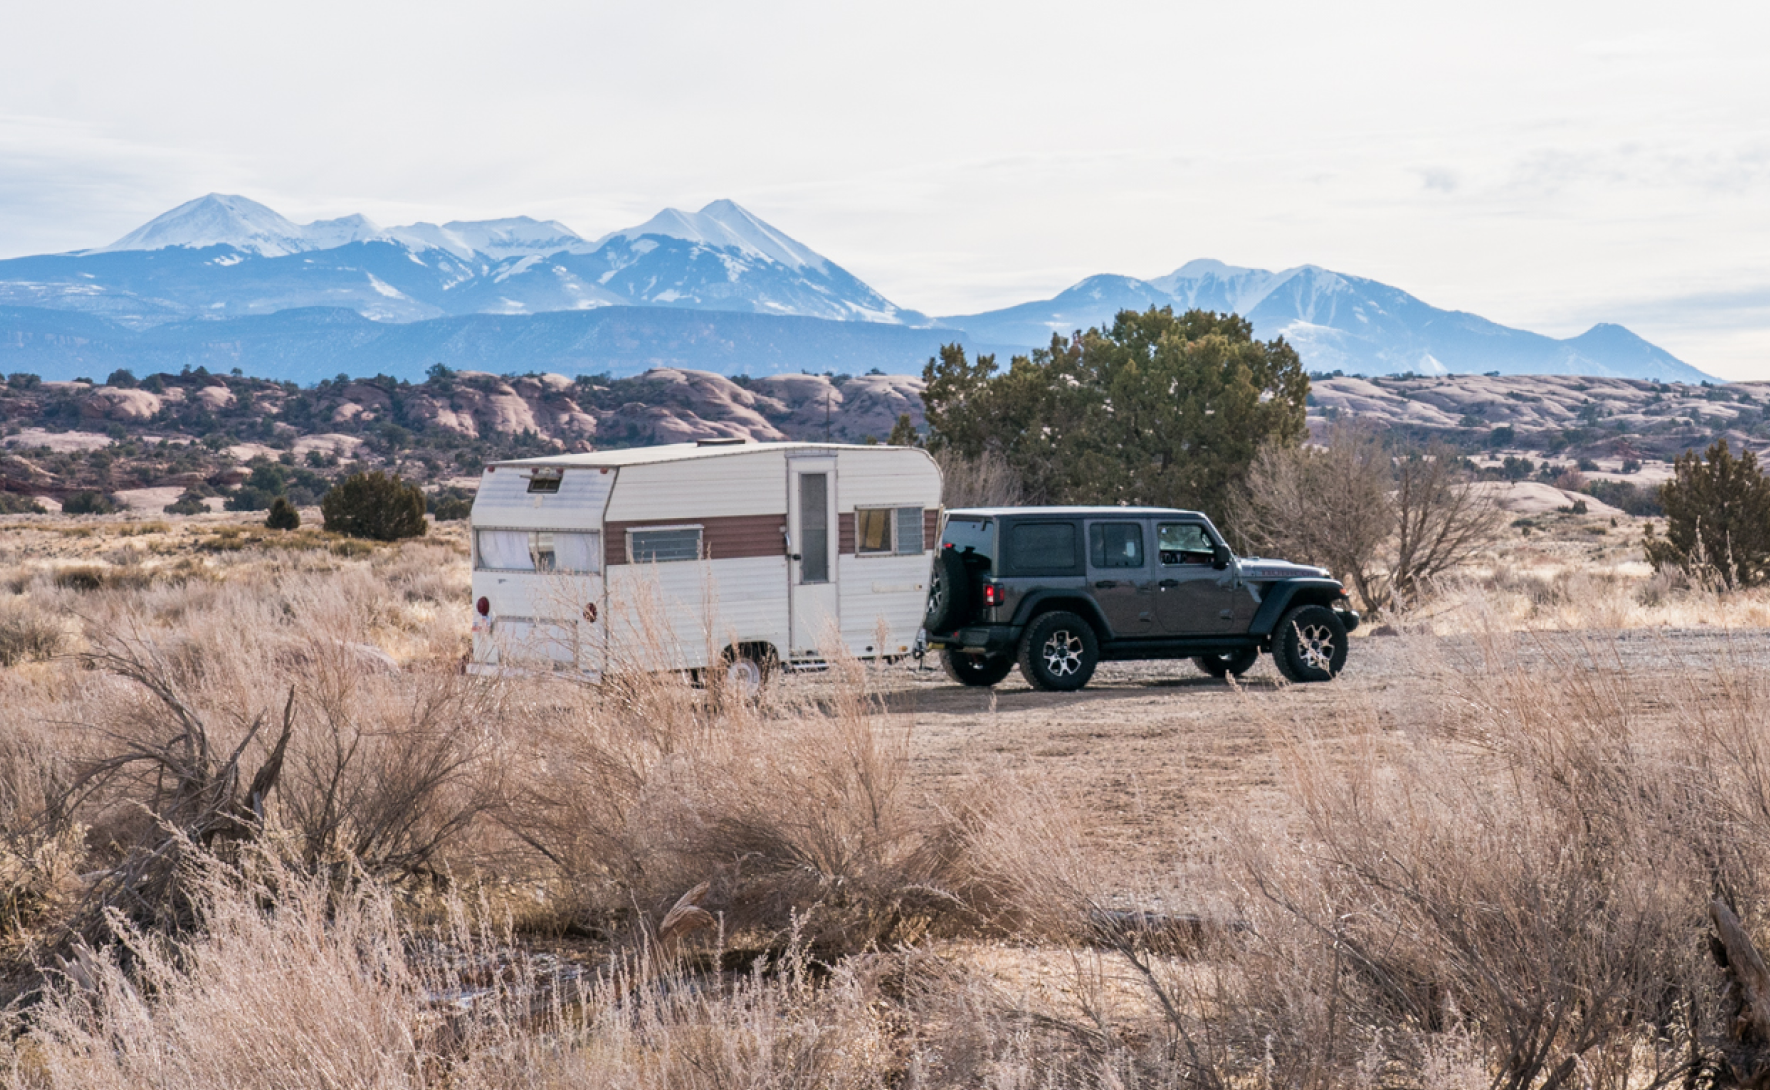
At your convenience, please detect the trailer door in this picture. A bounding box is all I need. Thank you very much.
[786,455,839,660]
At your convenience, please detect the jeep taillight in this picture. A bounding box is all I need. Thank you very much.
[982,583,1003,607]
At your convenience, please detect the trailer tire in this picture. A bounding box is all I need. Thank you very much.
[721,645,777,695]
[924,549,974,632]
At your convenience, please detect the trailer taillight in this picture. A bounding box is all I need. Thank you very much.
[476,597,490,617]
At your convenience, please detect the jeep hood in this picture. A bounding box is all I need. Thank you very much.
[1238,559,1332,582]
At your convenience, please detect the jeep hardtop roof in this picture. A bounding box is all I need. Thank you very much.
[946,506,1210,519]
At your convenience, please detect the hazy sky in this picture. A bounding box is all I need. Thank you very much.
[4,0,1769,376]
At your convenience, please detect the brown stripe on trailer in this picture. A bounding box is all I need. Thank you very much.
[605,514,788,566]
[924,508,940,549]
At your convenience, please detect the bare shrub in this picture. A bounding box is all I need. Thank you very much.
[504,648,988,957]
[57,630,295,940]
[1237,429,1501,613]
[933,447,1022,508]
[0,601,65,666]
[16,845,911,1090]
[1234,422,1394,608]
[279,640,503,881]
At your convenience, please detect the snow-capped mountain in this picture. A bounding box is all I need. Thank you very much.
[0,196,1705,381]
[946,261,1711,382]
[26,195,928,328]
[97,194,388,257]
[598,199,830,271]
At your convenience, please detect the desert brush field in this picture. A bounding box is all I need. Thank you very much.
[5,507,1770,1088]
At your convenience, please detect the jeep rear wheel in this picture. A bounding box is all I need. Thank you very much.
[1017,611,1099,692]
[941,649,1015,687]
[924,549,974,632]
[1194,648,1259,679]
[1273,604,1347,683]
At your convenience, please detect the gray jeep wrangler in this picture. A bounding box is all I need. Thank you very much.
[922,506,1359,691]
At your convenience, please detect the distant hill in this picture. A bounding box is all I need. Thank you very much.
[0,195,1706,381]
[0,304,963,384]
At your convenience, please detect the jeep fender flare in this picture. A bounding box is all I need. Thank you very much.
[1249,578,1348,637]
[1009,591,1115,640]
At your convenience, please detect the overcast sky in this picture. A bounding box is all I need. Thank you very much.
[4,0,1768,376]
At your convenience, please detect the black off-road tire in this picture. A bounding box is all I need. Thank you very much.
[1272,604,1348,683]
[1017,611,1100,692]
[924,549,974,632]
[1194,648,1260,679]
[941,649,1015,687]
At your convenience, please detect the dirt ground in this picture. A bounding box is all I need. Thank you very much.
[841,625,1770,881]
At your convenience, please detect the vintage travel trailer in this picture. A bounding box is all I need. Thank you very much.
[467,439,943,684]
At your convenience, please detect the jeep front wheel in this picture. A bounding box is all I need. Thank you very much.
[1194,648,1259,679]
[1273,604,1347,682]
[1017,611,1099,692]
[941,649,1015,687]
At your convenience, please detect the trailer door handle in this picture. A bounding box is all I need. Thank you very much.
[1158,579,1179,589]
[1093,580,1118,589]
[789,553,802,561]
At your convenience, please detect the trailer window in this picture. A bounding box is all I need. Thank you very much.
[857,507,928,556]
[629,526,703,563]
[526,470,562,494]
[475,530,601,573]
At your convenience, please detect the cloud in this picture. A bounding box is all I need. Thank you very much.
[0,116,246,256]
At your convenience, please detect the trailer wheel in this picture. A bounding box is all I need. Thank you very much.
[721,645,777,695]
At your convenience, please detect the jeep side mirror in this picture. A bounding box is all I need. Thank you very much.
[1212,543,1232,570]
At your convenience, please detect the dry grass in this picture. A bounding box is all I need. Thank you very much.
[8,514,1770,1087]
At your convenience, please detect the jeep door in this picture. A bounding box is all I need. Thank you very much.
[1153,520,1241,636]
[1085,518,1154,637]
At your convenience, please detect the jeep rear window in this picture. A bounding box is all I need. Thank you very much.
[940,515,994,559]
[1003,521,1081,577]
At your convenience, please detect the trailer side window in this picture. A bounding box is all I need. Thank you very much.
[475,530,601,573]
[856,507,928,556]
[629,526,703,563]
[895,506,925,554]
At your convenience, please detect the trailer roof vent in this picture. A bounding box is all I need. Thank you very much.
[695,437,750,447]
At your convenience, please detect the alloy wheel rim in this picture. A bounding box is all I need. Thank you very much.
[1296,623,1336,672]
[1041,630,1084,676]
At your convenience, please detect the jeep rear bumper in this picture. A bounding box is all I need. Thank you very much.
[927,625,1021,655]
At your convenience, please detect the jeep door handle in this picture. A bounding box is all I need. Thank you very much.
[1093,580,1118,589]
[1158,579,1179,589]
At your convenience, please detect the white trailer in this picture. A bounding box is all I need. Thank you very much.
[467,439,943,684]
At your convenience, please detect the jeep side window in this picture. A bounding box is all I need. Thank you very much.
[1004,521,1081,576]
[1158,522,1214,566]
[1088,522,1145,569]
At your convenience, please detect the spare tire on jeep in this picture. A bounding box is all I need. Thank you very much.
[924,548,974,632]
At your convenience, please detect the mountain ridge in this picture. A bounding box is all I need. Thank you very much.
[943,262,1711,382]
[0,195,1709,381]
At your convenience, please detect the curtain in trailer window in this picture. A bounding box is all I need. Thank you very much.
[552,532,601,574]
[857,509,892,553]
[476,530,533,571]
